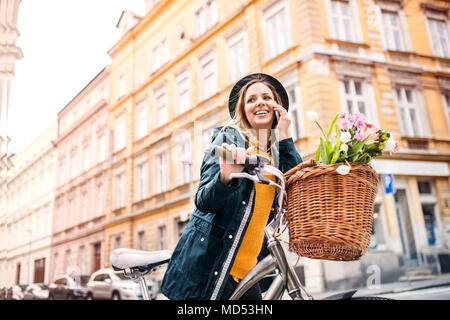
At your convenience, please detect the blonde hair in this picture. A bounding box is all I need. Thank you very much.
[222,79,282,150]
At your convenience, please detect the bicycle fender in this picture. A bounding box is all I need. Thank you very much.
[321,290,357,300]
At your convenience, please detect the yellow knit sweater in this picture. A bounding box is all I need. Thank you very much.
[230,149,275,281]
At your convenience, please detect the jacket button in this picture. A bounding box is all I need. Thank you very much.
[200,237,205,242]
[228,234,233,239]
[214,271,218,276]
[242,201,246,205]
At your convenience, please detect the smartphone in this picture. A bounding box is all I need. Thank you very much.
[272,110,280,129]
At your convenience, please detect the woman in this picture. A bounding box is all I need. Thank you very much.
[160,73,302,300]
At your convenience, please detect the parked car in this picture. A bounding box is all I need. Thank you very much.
[0,286,7,300]
[23,284,49,300]
[7,285,24,300]
[86,268,142,300]
[48,275,88,300]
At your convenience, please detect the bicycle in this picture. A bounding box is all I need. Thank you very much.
[110,146,390,300]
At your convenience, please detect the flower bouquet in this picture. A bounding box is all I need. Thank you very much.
[284,111,398,261]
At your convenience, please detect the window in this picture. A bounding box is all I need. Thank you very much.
[135,100,148,140]
[81,192,88,222]
[199,51,217,100]
[418,180,441,247]
[176,71,191,115]
[175,217,188,242]
[68,198,75,228]
[442,93,450,133]
[329,0,357,42]
[151,39,169,73]
[136,231,146,251]
[64,250,71,273]
[114,172,125,209]
[370,202,387,250]
[93,243,101,272]
[33,258,45,284]
[381,10,406,51]
[83,144,91,171]
[98,135,106,163]
[70,153,77,180]
[58,162,64,186]
[97,184,104,216]
[418,181,432,195]
[155,152,169,193]
[78,247,86,274]
[175,138,192,186]
[134,157,149,202]
[427,18,450,58]
[201,121,219,152]
[286,86,302,141]
[113,236,122,250]
[394,87,422,137]
[227,30,249,83]
[262,0,291,59]
[114,113,126,151]
[342,79,367,116]
[155,87,168,127]
[277,70,305,142]
[118,73,126,99]
[195,0,218,38]
[157,225,167,250]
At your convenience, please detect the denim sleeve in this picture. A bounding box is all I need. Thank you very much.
[278,137,302,173]
[194,131,243,213]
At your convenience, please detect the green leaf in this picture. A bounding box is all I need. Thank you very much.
[326,113,340,142]
[315,145,320,162]
[330,149,340,164]
[325,140,332,163]
[319,137,328,164]
[348,136,370,157]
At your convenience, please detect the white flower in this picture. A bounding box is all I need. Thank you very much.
[336,165,351,175]
[340,131,351,143]
[339,143,348,153]
[306,110,319,122]
[384,137,396,152]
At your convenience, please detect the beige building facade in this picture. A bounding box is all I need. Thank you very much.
[51,68,111,280]
[0,121,57,286]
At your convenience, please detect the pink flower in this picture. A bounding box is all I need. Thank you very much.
[347,114,355,123]
[360,122,380,144]
[354,112,368,122]
[354,119,365,130]
[355,133,365,141]
[338,120,350,131]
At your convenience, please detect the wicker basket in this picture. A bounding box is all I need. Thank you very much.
[284,159,378,261]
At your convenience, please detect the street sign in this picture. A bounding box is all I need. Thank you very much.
[382,173,395,195]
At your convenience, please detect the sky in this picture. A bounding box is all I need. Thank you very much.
[8,0,145,153]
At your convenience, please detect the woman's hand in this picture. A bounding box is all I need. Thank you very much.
[272,103,291,141]
[219,143,253,184]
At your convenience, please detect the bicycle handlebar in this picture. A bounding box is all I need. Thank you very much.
[210,145,271,168]
[211,145,287,228]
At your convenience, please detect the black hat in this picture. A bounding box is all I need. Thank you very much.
[228,73,289,119]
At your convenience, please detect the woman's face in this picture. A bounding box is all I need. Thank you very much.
[243,82,276,130]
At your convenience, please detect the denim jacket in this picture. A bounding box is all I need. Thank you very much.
[160,126,302,300]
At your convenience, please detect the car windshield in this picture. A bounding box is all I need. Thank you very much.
[79,275,89,285]
[116,273,127,281]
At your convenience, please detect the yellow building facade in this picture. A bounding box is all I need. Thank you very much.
[106,0,450,291]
